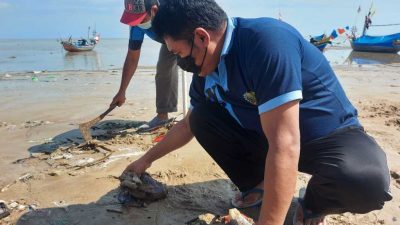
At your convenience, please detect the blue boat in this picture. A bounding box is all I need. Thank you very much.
[310,34,332,51]
[350,33,400,53]
[350,5,400,53]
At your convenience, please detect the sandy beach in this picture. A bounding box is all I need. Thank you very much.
[0,64,399,225]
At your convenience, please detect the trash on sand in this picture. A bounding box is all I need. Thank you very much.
[28,204,38,211]
[0,202,10,219]
[31,76,39,82]
[18,173,33,182]
[76,158,95,165]
[106,206,123,214]
[186,213,223,225]
[153,134,165,143]
[1,173,32,193]
[186,209,254,225]
[117,172,167,207]
[223,208,254,225]
[4,74,11,78]
[17,204,26,211]
[1,183,15,193]
[9,202,18,209]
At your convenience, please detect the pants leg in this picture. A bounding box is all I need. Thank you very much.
[189,102,268,192]
[189,103,392,215]
[155,44,178,113]
[299,126,392,215]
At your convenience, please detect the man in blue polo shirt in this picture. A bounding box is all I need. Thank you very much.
[110,0,178,130]
[123,0,392,224]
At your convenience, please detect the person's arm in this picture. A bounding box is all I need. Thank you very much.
[124,110,194,173]
[257,100,301,225]
[111,48,141,106]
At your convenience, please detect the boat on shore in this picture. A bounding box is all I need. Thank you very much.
[350,33,400,53]
[60,27,100,52]
[310,34,332,51]
[350,4,400,53]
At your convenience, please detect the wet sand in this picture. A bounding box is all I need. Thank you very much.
[0,64,399,225]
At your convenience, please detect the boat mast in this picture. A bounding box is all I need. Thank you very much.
[362,2,374,36]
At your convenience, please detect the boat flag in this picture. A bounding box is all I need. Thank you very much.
[330,30,338,39]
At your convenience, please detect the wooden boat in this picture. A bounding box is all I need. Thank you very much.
[61,27,100,52]
[310,34,332,51]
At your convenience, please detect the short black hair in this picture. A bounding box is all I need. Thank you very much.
[152,0,227,41]
[145,0,159,12]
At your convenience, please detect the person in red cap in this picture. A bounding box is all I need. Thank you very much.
[111,0,178,131]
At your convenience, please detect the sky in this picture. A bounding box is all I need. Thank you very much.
[0,0,399,39]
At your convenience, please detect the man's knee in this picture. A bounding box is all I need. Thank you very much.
[337,162,392,213]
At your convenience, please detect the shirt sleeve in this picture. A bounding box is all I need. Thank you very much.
[244,27,303,115]
[129,26,145,50]
[189,74,207,109]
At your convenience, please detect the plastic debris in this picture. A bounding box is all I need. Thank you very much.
[0,202,10,219]
[17,204,26,211]
[117,172,167,207]
[224,208,254,225]
[9,202,18,209]
[31,76,39,82]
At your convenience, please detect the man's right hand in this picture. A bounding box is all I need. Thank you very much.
[111,91,126,107]
[123,157,152,176]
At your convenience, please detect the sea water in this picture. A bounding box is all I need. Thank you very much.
[1,38,399,73]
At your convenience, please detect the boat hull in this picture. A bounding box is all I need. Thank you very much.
[310,34,331,52]
[351,33,400,53]
[62,42,95,52]
[316,43,329,51]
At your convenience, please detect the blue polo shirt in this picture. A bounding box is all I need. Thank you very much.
[189,17,361,144]
[128,26,164,50]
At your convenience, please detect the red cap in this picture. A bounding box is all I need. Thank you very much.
[120,0,148,26]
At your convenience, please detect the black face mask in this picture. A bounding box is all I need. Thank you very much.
[177,37,207,74]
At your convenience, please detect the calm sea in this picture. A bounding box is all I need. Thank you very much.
[0,38,399,73]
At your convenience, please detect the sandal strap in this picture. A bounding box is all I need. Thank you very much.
[298,197,323,220]
[240,188,264,200]
[231,188,264,209]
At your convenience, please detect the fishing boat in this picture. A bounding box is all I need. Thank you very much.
[61,27,100,52]
[310,34,332,51]
[350,33,400,53]
[350,4,400,53]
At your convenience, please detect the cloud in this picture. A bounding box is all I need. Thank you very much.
[0,2,10,9]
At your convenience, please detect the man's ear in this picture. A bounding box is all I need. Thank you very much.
[194,28,210,48]
[151,5,158,16]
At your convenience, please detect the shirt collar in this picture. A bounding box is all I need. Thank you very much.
[220,17,236,58]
